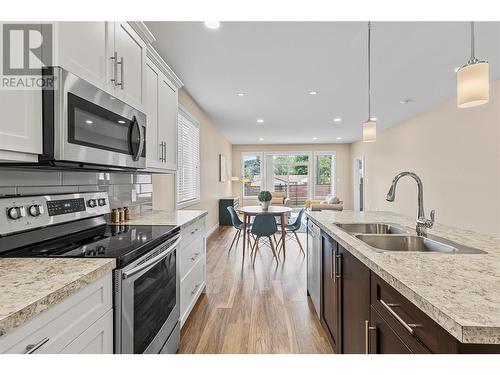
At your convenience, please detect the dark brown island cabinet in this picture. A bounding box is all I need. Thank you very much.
[319,231,500,354]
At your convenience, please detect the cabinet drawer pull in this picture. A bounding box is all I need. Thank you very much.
[191,228,199,235]
[190,252,200,261]
[380,299,422,334]
[364,320,377,354]
[191,283,201,295]
[25,337,50,354]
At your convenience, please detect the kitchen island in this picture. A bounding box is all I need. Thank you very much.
[306,210,500,352]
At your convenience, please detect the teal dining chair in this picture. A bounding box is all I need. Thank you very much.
[277,208,306,257]
[249,214,279,266]
[226,206,252,258]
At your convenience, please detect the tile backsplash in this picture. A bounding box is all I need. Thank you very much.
[0,169,153,212]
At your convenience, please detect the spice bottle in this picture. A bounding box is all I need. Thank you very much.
[111,209,119,223]
[118,208,124,223]
[124,207,131,221]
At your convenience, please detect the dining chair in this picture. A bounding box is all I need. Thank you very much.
[226,206,252,256]
[277,208,306,257]
[249,214,279,266]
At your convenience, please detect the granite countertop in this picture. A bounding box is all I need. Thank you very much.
[0,258,115,337]
[305,210,500,345]
[112,209,208,228]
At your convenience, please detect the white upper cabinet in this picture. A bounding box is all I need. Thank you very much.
[144,48,183,172]
[0,23,42,162]
[145,60,162,169]
[112,22,147,110]
[55,21,148,111]
[159,76,178,171]
[56,22,112,92]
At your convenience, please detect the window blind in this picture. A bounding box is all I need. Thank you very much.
[177,107,200,206]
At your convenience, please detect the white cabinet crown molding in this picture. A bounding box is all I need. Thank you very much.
[127,21,156,45]
[146,46,184,89]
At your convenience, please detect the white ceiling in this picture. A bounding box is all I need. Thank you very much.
[146,21,500,144]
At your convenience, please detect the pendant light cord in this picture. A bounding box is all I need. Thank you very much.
[470,21,475,61]
[367,21,372,120]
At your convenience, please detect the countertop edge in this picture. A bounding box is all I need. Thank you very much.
[305,213,499,345]
[177,210,208,229]
[0,259,115,337]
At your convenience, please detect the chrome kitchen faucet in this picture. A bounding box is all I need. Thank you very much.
[386,172,435,237]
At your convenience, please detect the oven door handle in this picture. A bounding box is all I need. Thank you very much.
[122,236,181,280]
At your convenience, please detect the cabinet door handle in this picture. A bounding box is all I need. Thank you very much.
[163,142,167,163]
[117,56,124,89]
[331,249,335,280]
[25,337,50,354]
[380,299,422,334]
[159,142,163,162]
[364,320,377,354]
[110,51,118,85]
[335,253,342,279]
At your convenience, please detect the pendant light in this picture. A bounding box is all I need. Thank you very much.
[457,22,489,108]
[363,21,376,142]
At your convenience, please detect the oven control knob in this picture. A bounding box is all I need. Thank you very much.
[98,198,106,207]
[7,206,26,220]
[87,199,97,208]
[28,204,44,217]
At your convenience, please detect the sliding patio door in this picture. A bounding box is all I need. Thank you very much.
[264,153,310,207]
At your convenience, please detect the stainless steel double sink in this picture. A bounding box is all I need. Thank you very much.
[335,223,486,254]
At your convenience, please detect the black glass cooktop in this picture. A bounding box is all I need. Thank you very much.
[2,224,179,267]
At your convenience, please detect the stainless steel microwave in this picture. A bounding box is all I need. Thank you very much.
[39,67,147,170]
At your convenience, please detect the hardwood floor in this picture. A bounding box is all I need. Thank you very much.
[179,225,333,354]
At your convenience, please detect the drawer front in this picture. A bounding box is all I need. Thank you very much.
[181,218,205,248]
[180,257,205,323]
[0,274,112,354]
[180,235,205,280]
[59,309,113,354]
[371,273,450,353]
[369,306,413,354]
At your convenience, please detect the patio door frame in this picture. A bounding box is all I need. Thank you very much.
[263,151,313,204]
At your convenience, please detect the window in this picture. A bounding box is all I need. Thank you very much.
[314,152,336,199]
[242,153,262,198]
[177,106,200,207]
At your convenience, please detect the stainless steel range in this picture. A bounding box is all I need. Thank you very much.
[0,192,180,354]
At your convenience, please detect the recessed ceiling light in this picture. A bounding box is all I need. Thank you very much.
[336,136,343,140]
[236,93,245,97]
[204,21,220,30]
[118,120,126,124]
[85,120,93,124]
[309,91,318,95]
[259,137,264,141]
[333,117,342,123]
[256,119,264,124]
[312,137,318,140]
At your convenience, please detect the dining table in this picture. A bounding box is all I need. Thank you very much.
[238,205,293,259]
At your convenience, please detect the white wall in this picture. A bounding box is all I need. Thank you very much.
[350,80,500,236]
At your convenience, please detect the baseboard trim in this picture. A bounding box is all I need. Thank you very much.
[206,223,219,238]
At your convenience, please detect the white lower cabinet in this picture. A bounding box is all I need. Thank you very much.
[59,309,113,354]
[0,274,113,354]
[179,218,206,326]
